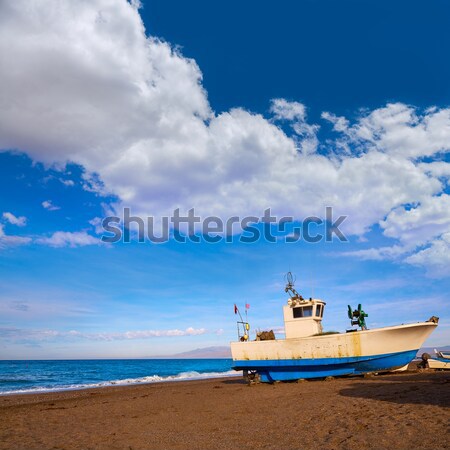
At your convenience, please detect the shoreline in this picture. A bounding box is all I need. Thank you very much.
[0,371,240,397]
[0,360,424,397]
[1,370,448,450]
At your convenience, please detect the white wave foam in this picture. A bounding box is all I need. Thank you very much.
[0,370,239,396]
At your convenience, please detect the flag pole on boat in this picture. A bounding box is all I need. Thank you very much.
[234,303,250,341]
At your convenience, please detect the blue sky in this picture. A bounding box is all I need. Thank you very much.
[0,0,449,359]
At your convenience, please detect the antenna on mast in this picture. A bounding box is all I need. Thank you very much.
[311,253,315,300]
[284,271,304,300]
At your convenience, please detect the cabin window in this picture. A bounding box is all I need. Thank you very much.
[316,305,322,317]
[293,306,313,318]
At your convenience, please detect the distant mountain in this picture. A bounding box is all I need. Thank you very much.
[171,346,231,359]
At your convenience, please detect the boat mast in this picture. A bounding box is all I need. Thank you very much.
[284,271,304,301]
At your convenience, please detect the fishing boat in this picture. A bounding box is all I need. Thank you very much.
[422,349,450,370]
[231,272,439,383]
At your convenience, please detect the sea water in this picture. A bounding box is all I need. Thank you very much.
[0,359,237,395]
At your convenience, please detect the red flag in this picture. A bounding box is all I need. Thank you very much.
[245,303,250,309]
[234,304,238,314]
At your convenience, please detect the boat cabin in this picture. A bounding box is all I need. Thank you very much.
[283,297,326,338]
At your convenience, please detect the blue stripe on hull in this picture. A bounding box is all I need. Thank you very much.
[232,349,418,382]
[434,357,450,362]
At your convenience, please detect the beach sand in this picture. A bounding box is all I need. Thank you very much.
[0,370,448,450]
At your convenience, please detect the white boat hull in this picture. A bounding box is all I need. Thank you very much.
[427,358,450,370]
[231,322,437,382]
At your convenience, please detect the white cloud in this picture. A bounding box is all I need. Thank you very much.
[2,212,26,226]
[336,103,450,159]
[42,200,60,211]
[89,217,104,234]
[405,233,450,278]
[270,98,306,122]
[0,326,208,342]
[419,161,450,181]
[0,0,210,167]
[345,194,450,275]
[381,194,450,247]
[270,98,319,154]
[36,231,100,248]
[0,215,101,249]
[341,245,407,262]
[321,111,350,133]
[0,0,449,274]
[0,224,31,249]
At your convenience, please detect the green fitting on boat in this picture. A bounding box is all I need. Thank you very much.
[348,304,368,329]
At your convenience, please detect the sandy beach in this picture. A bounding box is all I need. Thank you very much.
[0,370,448,450]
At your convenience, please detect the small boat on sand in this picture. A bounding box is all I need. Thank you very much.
[435,349,450,359]
[422,349,450,370]
[231,273,439,383]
